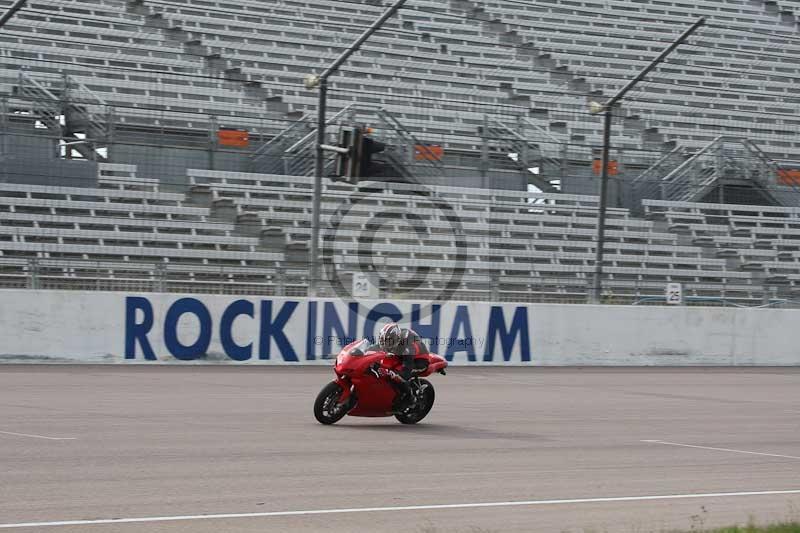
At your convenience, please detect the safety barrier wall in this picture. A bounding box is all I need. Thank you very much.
[0,290,798,365]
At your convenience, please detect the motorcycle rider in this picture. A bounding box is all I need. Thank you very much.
[369,322,428,409]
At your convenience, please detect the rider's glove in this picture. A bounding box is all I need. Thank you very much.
[368,363,382,379]
[367,363,406,384]
[384,369,403,383]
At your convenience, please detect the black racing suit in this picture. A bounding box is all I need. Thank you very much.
[386,328,428,407]
[392,328,428,380]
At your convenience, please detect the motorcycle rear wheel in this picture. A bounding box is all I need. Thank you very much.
[314,381,350,425]
[395,379,435,425]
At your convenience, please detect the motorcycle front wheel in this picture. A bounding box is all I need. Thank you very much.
[395,379,435,425]
[314,381,350,425]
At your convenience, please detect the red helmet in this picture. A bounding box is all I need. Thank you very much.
[378,322,401,353]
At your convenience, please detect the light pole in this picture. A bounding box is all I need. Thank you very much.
[1,0,29,181]
[0,0,27,29]
[589,17,705,304]
[306,0,408,297]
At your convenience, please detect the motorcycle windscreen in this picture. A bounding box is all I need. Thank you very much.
[347,338,381,357]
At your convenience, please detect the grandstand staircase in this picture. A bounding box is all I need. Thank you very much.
[647,213,773,294]
[182,180,311,279]
[754,0,800,28]
[248,106,444,180]
[450,0,592,99]
[648,208,800,299]
[630,146,690,213]
[449,0,598,151]
[126,0,291,113]
[250,113,321,175]
[249,104,360,177]
[127,0,460,182]
[374,109,445,180]
[657,136,795,205]
[483,117,565,192]
[448,0,680,173]
[14,72,111,162]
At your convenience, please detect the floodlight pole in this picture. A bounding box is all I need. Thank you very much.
[0,0,27,29]
[590,17,705,304]
[0,0,28,182]
[308,0,407,297]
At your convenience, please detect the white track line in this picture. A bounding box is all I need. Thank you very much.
[2,489,800,529]
[0,430,76,441]
[642,440,800,460]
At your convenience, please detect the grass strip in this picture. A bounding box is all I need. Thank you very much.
[680,524,800,533]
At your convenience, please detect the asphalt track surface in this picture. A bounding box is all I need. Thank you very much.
[1,366,799,533]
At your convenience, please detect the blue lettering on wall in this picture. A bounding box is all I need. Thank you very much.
[163,298,212,361]
[219,299,254,361]
[305,301,317,361]
[124,296,156,360]
[258,300,298,361]
[484,306,530,362]
[322,302,358,357]
[411,304,441,347]
[363,303,403,340]
[122,297,532,364]
[445,305,476,362]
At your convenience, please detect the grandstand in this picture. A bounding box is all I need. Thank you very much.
[1,0,799,305]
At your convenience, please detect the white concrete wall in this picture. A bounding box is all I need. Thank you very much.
[0,290,797,365]
[531,304,798,365]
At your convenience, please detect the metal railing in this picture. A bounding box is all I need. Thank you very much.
[741,139,800,195]
[250,113,314,173]
[630,146,687,209]
[1,257,796,308]
[660,135,726,202]
[254,104,358,176]
[484,116,560,192]
[657,136,790,204]
[17,72,112,161]
[374,108,445,179]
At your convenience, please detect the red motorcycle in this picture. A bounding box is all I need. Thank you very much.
[314,338,448,425]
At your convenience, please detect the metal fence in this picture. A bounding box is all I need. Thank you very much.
[3,257,800,309]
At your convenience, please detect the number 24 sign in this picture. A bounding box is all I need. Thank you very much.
[666,283,683,305]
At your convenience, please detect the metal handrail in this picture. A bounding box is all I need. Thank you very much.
[376,108,442,165]
[487,117,562,169]
[375,108,444,176]
[740,138,796,191]
[660,135,727,185]
[632,146,685,185]
[518,117,564,146]
[286,103,356,154]
[487,117,524,143]
[67,77,107,106]
[251,114,312,159]
[485,117,562,188]
[18,72,60,102]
